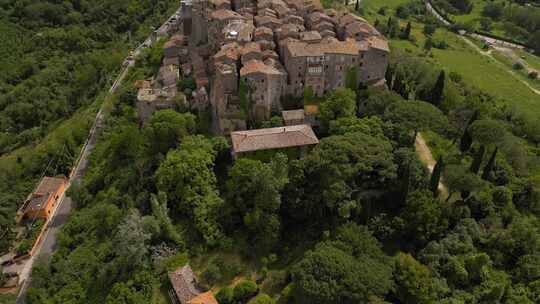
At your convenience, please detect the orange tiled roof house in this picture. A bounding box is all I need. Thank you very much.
[17,176,67,223]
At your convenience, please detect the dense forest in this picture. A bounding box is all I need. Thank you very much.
[18,13,540,303]
[0,0,177,257]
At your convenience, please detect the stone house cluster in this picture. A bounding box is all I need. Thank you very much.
[181,0,389,134]
[135,0,389,157]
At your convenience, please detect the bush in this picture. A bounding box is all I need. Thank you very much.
[201,262,222,285]
[529,71,538,79]
[512,62,524,70]
[16,239,33,255]
[395,5,410,19]
[423,23,437,36]
[233,280,259,302]
[216,287,234,304]
[248,293,274,304]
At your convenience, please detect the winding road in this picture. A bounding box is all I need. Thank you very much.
[15,6,183,303]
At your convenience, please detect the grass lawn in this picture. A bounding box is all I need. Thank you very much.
[517,49,540,71]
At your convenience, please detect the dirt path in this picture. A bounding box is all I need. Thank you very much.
[415,133,449,199]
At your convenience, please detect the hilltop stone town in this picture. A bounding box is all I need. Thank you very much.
[135,0,389,157]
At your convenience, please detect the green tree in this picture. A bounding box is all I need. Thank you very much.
[444,165,484,201]
[394,253,444,304]
[233,280,258,302]
[292,227,393,303]
[226,154,288,252]
[402,190,449,245]
[216,287,234,304]
[481,147,498,180]
[248,293,274,304]
[319,88,357,127]
[143,110,196,155]
[430,71,445,107]
[430,156,444,196]
[156,136,227,246]
[401,22,412,39]
[384,100,448,141]
[345,66,358,91]
[292,131,396,221]
[469,145,485,174]
[114,210,151,269]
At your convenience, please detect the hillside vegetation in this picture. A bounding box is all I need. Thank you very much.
[0,0,177,255]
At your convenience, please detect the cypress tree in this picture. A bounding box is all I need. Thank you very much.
[470,145,485,174]
[402,22,412,39]
[430,156,444,197]
[460,128,473,152]
[431,71,445,107]
[482,147,498,180]
[459,111,479,152]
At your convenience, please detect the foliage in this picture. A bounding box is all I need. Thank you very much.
[226,154,288,253]
[248,293,274,304]
[291,223,393,303]
[394,252,446,303]
[319,88,357,128]
[156,136,228,246]
[233,280,259,302]
[216,287,234,304]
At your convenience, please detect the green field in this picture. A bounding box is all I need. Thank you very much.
[360,0,540,118]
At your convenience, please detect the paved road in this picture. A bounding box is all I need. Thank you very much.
[15,6,183,303]
[424,0,525,49]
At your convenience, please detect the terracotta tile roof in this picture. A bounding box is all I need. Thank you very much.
[339,13,368,27]
[211,9,244,20]
[169,265,202,304]
[214,45,240,62]
[254,15,282,28]
[231,124,319,153]
[163,35,184,49]
[285,38,360,56]
[282,109,305,121]
[307,11,335,25]
[254,26,273,37]
[188,292,218,304]
[367,36,390,52]
[304,104,319,114]
[24,176,66,213]
[240,59,282,76]
[300,31,322,42]
[240,42,262,55]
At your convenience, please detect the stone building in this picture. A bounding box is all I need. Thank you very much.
[230,124,319,159]
[208,9,246,50]
[282,38,362,97]
[240,59,287,120]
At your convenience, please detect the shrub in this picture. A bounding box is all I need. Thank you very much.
[395,5,410,19]
[216,287,234,304]
[529,71,538,79]
[248,293,274,304]
[512,62,524,70]
[234,280,259,302]
[16,239,33,255]
[201,262,222,285]
[423,23,437,36]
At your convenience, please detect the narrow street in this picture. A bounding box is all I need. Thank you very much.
[15,6,183,303]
